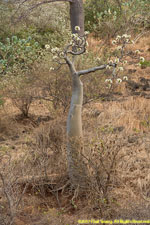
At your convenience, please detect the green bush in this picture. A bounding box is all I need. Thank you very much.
[13,2,70,48]
[84,0,150,38]
[0,36,41,75]
[140,60,150,69]
[84,0,125,38]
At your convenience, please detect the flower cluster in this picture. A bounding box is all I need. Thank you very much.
[105,75,128,88]
[106,58,120,66]
[51,47,60,54]
[45,26,89,72]
[49,67,54,71]
[106,65,112,70]
[140,57,145,62]
[116,78,122,83]
[75,26,80,31]
[123,76,128,81]
[45,44,50,50]
[135,49,140,54]
[112,33,132,45]
[134,50,146,66]
[118,67,124,72]
[105,78,113,83]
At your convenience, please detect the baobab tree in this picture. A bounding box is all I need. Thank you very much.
[15,0,117,188]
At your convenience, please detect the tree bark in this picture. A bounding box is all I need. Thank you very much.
[70,0,84,35]
[65,0,89,188]
[67,70,88,188]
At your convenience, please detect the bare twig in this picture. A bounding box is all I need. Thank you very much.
[13,0,73,22]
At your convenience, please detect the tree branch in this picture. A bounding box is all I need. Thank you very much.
[27,0,73,6]
[13,0,73,22]
[17,0,72,4]
[67,48,85,55]
[77,65,107,76]
[77,63,117,76]
[64,56,76,74]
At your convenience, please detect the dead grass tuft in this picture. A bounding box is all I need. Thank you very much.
[95,96,150,132]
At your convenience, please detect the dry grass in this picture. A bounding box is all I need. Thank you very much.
[0,34,150,224]
[92,96,150,132]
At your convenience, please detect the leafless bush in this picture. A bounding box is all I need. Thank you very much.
[12,95,33,118]
[80,133,127,217]
[80,126,150,219]
[1,75,36,118]
[0,153,29,225]
[25,120,67,195]
[33,64,72,114]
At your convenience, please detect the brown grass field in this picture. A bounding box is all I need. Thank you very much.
[0,32,150,224]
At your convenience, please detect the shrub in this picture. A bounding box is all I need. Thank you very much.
[13,2,70,48]
[32,62,72,114]
[0,1,15,42]
[84,0,125,38]
[0,35,42,117]
[0,36,41,75]
[1,74,36,117]
[84,0,150,38]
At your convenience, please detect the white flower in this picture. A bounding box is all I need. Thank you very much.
[122,34,131,39]
[112,40,117,45]
[135,50,140,54]
[75,26,80,31]
[75,37,81,41]
[96,57,101,62]
[123,76,128,81]
[108,8,111,14]
[85,31,89,35]
[108,60,113,64]
[60,52,65,57]
[106,65,111,70]
[118,67,124,71]
[51,47,60,53]
[108,83,112,89]
[72,34,76,38]
[116,78,122,83]
[52,56,58,60]
[49,67,54,71]
[105,78,112,83]
[45,44,50,50]
[116,35,121,41]
[123,60,128,64]
[122,34,128,38]
[117,46,122,50]
[135,63,141,66]
[140,57,145,62]
[115,58,120,63]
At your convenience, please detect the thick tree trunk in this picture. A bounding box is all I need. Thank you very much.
[67,71,88,188]
[70,0,84,35]
[66,0,89,188]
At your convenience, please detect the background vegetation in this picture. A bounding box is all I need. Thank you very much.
[0,0,150,224]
